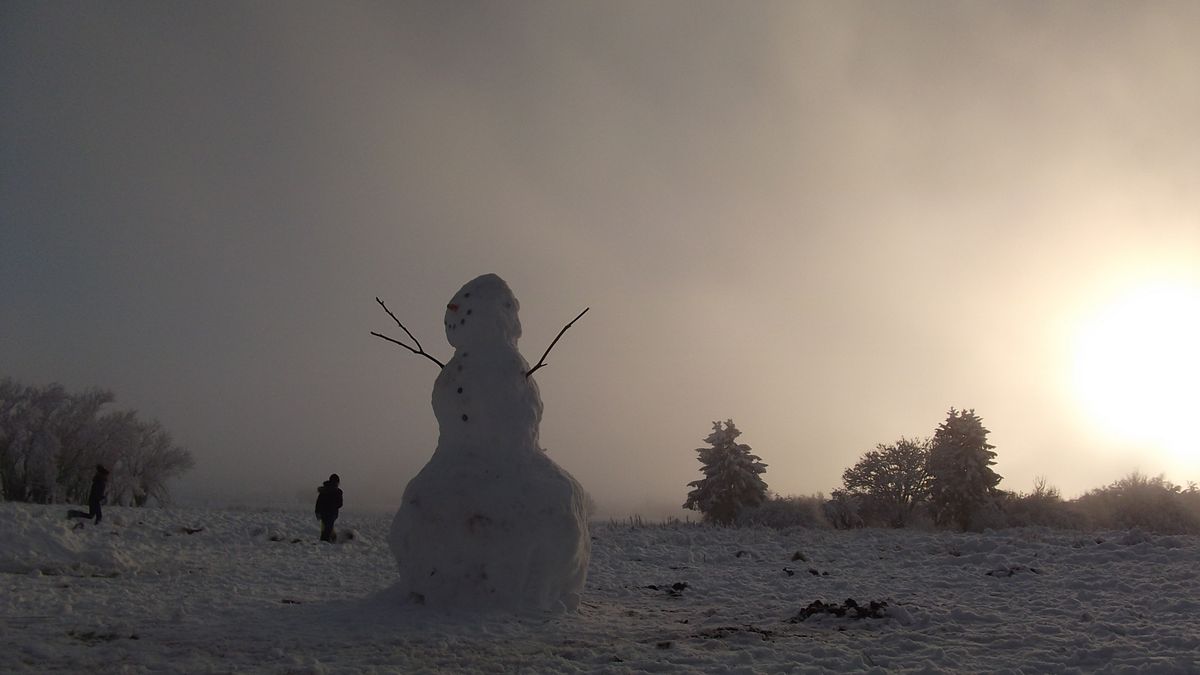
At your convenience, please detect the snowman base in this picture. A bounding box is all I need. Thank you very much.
[389,448,590,612]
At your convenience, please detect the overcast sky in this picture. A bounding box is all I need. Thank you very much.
[3,1,1198,515]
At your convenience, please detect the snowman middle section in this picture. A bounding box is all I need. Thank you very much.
[433,344,543,453]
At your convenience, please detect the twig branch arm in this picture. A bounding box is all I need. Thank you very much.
[370,332,445,369]
[526,307,590,378]
[376,297,426,350]
[372,297,445,369]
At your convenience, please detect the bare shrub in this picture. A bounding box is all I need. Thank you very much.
[997,477,1087,530]
[1073,472,1200,534]
[823,491,864,529]
[734,493,830,529]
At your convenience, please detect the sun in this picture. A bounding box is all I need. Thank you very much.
[1071,280,1200,472]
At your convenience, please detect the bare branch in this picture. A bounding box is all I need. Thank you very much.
[526,307,590,378]
[373,297,445,369]
[376,297,425,349]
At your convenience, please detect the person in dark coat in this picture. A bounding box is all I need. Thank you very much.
[68,464,109,524]
[315,474,343,542]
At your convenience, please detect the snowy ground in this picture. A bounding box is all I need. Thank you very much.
[2,503,1198,674]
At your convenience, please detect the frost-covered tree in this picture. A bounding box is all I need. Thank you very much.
[52,387,116,501]
[927,408,1001,530]
[0,378,30,501]
[0,377,193,505]
[0,380,68,502]
[683,419,768,525]
[841,437,931,527]
[109,418,194,506]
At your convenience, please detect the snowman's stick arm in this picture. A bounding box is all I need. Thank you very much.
[526,307,590,378]
[372,297,446,369]
[371,331,446,369]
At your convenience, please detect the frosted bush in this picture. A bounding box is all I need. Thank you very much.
[1072,473,1200,534]
[734,494,830,529]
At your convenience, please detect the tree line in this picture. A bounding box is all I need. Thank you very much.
[683,409,1200,533]
[0,378,194,506]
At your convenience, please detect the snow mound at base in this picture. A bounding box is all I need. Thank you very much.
[0,507,139,577]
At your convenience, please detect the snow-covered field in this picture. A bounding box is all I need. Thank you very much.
[2,503,1197,674]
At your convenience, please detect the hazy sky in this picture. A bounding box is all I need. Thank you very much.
[3,1,1198,515]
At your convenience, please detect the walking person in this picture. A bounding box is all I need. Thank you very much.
[67,464,109,524]
[315,474,343,542]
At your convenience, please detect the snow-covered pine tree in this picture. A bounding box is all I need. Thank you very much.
[927,408,1002,530]
[683,419,768,525]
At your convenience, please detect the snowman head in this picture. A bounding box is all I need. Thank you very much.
[444,274,522,349]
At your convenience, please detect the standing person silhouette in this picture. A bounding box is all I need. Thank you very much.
[68,464,109,524]
[315,474,343,542]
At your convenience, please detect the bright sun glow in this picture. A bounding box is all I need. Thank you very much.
[1072,280,1200,472]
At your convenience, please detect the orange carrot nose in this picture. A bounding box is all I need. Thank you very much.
[447,303,459,312]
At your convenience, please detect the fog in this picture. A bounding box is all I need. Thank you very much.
[3,1,1197,516]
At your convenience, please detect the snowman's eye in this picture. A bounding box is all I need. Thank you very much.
[466,309,472,315]
[464,293,471,298]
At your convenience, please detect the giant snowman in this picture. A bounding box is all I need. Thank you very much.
[388,274,590,612]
